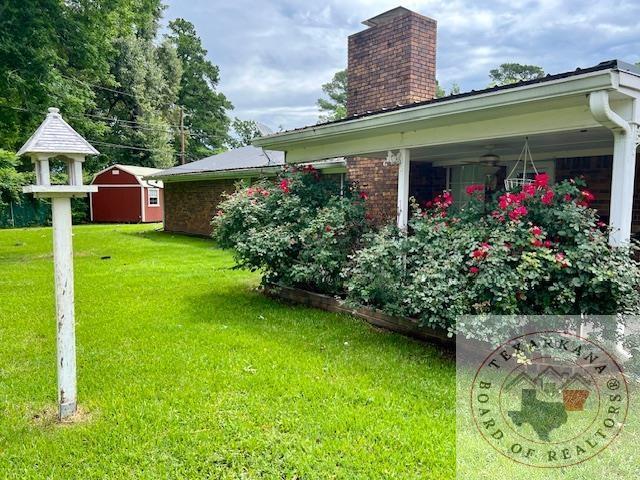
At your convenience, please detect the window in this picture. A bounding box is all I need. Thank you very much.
[112,169,120,175]
[148,188,160,206]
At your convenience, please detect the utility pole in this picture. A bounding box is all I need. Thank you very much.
[180,106,185,165]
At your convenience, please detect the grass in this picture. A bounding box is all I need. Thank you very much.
[0,224,455,479]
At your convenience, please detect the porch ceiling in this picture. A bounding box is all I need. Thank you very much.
[403,127,613,165]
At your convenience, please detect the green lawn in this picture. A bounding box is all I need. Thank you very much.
[0,224,455,479]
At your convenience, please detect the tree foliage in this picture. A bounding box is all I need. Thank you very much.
[0,149,27,206]
[227,118,262,149]
[317,69,347,122]
[166,18,232,160]
[0,1,232,174]
[489,63,545,86]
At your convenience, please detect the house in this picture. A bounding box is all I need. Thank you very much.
[148,145,346,236]
[90,164,163,223]
[255,7,640,246]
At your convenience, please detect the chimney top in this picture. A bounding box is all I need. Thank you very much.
[362,6,432,27]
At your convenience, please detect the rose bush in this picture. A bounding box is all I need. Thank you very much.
[344,175,640,340]
[212,167,368,294]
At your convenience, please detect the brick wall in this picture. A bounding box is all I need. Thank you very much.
[555,153,640,233]
[347,157,398,224]
[347,9,437,116]
[347,159,447,224]
[163,179,236,236]
[346,8,438,224]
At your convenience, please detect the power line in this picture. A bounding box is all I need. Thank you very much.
[0,104,209,158]
[61,73,138,100]
[89,140,178,155]
[0,103,182,132]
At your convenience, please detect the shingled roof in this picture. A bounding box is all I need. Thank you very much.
[17,107,99,156]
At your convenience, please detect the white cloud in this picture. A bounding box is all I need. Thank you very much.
[163,0,640,131]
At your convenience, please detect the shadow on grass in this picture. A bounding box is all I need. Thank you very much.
[182,285,454,367]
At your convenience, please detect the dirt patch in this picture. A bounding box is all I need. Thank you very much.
[30,404,96,427]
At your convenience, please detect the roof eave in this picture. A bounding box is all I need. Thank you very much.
[254,69,617,150]
[146,165,283,182]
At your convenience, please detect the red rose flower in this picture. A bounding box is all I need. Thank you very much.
[541,190,555,205]
[522,184,536,196]
[534,172,549,188]
[359,191,369,200]
[531,238,543,247]
[581,190,595,203]
[472,249,486,259]
[531,226,542,236]
[555,252,568,268]
[469,266,480,274]
[544,240,552,248]
[465,184,484,195]
[508,206,528,221]
[279,179,290,193]
[325,225,332,232]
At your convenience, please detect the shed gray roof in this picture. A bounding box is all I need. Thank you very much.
[91,164,164,188]
[18,107,99,156]
[149,145,284,179]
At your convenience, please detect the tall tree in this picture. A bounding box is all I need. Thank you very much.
[435,80,461,98]
[489,63,545,86]
[317,69,347,122]
[0,149,26,207]
[96,35,181,169]
[166,19,232,161]
[0,0,169,169]
[228,118,262,149]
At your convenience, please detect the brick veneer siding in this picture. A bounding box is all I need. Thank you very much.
[347,10,437,116]
[555,153,640,234]
[347,157,399,224]
[347,159,447,224]
[163,179,236,236]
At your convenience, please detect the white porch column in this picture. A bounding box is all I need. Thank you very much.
[396,148,410,230]
[609,131,638,245]
[52,196,77,418]
[589,90,639,246]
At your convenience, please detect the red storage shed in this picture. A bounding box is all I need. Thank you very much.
[90,164,164,223]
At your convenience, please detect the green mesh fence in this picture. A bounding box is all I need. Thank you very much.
[0,195,51,228]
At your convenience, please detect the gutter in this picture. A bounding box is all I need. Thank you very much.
[255,70,616,149]
[589,90,632,134]
[146,166,283,183]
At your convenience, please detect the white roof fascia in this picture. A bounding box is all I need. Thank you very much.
[156,166,283,183]
[255,70,616,149]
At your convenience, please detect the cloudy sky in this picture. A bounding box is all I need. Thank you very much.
[163,0,640,131]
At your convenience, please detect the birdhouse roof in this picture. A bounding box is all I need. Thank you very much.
[17,107,99,156]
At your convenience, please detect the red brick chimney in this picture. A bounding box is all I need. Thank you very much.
[347,7,437,117]
[346,7,437,223]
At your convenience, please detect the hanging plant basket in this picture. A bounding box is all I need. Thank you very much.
[504,137,538,191]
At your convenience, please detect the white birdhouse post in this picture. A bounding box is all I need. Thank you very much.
[19,107,99,420]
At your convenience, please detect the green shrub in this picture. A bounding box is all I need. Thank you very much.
[345,175,640,339]
[212,167,368,294]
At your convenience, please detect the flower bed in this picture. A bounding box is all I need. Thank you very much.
[345,174,640,341]
[212,166,368,295]
[213,170,640,344]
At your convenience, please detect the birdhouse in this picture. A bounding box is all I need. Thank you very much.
[20,107,99,198]
[18,107,100,420]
